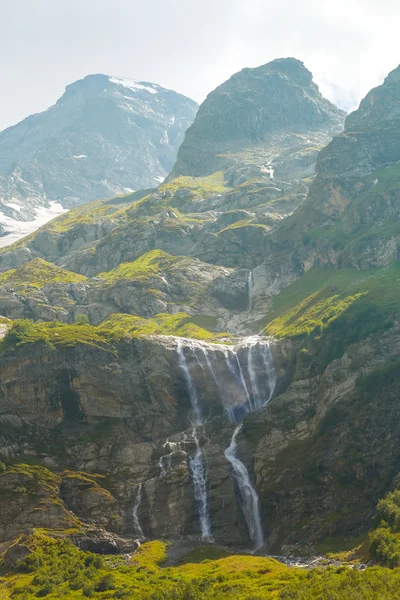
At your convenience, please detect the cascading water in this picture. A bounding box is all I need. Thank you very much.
[189,428,213,542]
[157,337,275,547]
[132,483,145,539]
[159,435,188,477]
[177,340,212,541]
[224,425,264,550]
[224,338,276,549]
[177,340,203,425]
[248,271,253,311]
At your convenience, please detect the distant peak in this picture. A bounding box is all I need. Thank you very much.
[262,57,313,84]
[384,62,400,85]
[61,74,162,99]
[109,76,160,95]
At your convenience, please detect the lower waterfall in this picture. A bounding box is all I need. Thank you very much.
[224,339,276,549]
[132,483,145,539]
[248,271,253,311]
[178,340,212,541]
[189,428,213,542]
[224,424,264,550]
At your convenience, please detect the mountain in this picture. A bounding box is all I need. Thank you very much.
[0,59,345,316]
[0,74,198,247]
[169,57,345,180]
[3,57,400,585]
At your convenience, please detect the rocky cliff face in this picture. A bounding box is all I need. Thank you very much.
[0,74,197,247]
[0,334,289,546]
[252,62,400,311]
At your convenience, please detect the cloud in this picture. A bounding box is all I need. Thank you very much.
[0,0,399,130]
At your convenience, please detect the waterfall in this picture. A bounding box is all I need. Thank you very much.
[159,435,188,477]
[224,338,276,549]
[248,271,253,311]
[174,336,276,547]
[177,340,202,425]
[248,344,261,409]
[132,483,145,539]
[246,339,276,410]
[189,428,213,542]
[177,340,212,541]
[224,425,264,550]
[223,348,253,420]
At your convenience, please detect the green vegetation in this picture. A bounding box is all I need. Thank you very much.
[0,259,86,289]
[266,289,365,339]
[263,264,400,359]
[160,171,230,199]
[217,218,254,233]
[4,531,400,599]
[356,356,400,397]
[2,486,400,599]
[280,567,400,599]
[38,199,125,234]
[0,534,301,600]
[97,313,227,341]
[218,222,269,236]
[97,250,182,284]
[0,463,60,497]
[0,320,114,352]
[0,313,227,352]
[369,488,400,567]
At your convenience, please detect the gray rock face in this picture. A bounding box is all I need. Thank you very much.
[0,335,288,545]
[169,57,345,179]
[0,74,198,245]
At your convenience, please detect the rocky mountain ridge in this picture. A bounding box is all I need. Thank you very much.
[0,74,197,247]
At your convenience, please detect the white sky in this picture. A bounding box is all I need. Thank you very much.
[1,0,400,131]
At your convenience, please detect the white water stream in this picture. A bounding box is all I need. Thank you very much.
[177,340,212,541]
[132,483,145,539]
[224,339,276,549]
[224,424,264,550]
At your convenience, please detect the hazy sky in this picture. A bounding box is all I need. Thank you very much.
[1,0,400,131]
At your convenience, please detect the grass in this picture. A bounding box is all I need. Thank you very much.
[0,259,87,289]
[266,289,365,339]
[0,313,228,353]
[97,313,228,341]
[4,533,400,600]
[263,263,400,347]
[218,222,269,236]
[97,250,181,284]
[3,484,400,599]
[159,171,230,199]
[0,464,60,498]
[0,535,301,600]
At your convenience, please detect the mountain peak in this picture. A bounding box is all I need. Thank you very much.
[253,57,313,85]
[59,74,170,101]
[170,58,345,178]
[0,75,198,246]
[345,62,400,131]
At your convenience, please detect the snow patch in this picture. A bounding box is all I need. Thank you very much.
[4,202,22,212]
[261,165,274,179]
[110,77,159,95]
[0,201,68,249]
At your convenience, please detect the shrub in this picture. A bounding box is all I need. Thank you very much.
[95,573,116,592]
